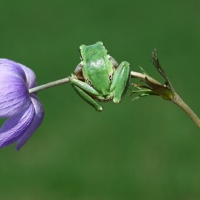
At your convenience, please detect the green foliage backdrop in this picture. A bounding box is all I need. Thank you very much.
[1,1,200,199]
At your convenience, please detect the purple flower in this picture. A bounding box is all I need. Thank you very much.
[0,59,44,150]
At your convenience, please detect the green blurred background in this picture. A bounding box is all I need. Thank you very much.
[1,0,200,199]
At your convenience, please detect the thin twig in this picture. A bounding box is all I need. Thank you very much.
[29,77,70,94]
[131,71,162,85]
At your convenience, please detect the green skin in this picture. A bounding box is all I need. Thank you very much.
[70,42,131,112]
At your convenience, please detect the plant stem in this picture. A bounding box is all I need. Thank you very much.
[29,77,70,94]
[131,71,200,129]
[172,93,200,129]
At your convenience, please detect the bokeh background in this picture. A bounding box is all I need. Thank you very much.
[1,1,200,199]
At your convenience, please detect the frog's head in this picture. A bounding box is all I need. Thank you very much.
[79,42,106,61]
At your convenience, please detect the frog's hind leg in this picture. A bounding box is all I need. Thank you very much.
[74,62,84,80]
[109,56,119,69]
[110,61,131,103]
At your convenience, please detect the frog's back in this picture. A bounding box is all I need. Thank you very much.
[80,42,114,96]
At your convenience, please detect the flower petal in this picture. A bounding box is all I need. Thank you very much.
[0,59,44,150]
[0,59,26,79]
[0,103,35,148]
[19,63,37,89]
[16,96,44,150]
[0,59,32,117]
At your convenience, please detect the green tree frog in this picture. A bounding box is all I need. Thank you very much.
[70,42,130,112]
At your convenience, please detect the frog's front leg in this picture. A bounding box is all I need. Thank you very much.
[70,75,103,112]
[110,61,131,103]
